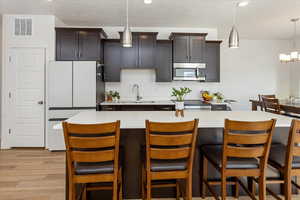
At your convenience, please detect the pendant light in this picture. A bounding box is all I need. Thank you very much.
[228,1,249,48]
[229,3,239,48]
[279,18,300,63]
[122,0,132,47]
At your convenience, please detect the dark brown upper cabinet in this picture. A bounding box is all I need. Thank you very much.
[204,40,222,82]
[119,32,158,69]
[169,33,207,63]
[155,40,173,82]
[56,28,107,61]
[103,39,121,82]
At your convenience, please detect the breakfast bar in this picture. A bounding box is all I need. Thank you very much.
[62,110,293,199]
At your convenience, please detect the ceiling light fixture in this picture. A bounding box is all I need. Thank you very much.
[122,0,132,47]
[47,0,53,2]
[144,0,152,4]
[237,1,249,7]
[279,18,300,63]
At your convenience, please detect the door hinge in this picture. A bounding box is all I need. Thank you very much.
[8,92,12,99]
[9,56,12,63]
[8,128,12,135]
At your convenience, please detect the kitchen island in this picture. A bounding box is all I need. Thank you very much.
[62,110,293,199]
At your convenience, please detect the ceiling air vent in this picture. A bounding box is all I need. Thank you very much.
[14,18,33,36]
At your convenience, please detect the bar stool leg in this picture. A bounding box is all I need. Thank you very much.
[201,156,208,198]
[113,179,118,200]
[234,177,239,199]
[258,176,266,200]
[221,172,227,200]
[185,177,192,200]
[284,174,292,200]
[82,184,87,200]
[146,178,151,200]
[176,180,181,200]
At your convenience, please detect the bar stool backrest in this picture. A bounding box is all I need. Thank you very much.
[285,120,300,170]
[62,121,121,177]
[145,119,199,172]
[261,97,281,114]
[223,119,276,170]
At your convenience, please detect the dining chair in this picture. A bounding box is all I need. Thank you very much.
[142,119,199,200]
[63,121,122,200]
[200,119,276,200]
[258,94,276,111]
[261,97,281,114]
[262,119,300,200]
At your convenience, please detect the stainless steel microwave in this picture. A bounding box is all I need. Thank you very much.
[173,63,206,81]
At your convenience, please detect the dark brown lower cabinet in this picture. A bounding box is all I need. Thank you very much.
[101,105,175,111]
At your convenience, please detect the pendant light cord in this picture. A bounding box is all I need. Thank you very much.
[233,3,238,26]
[293,20,297,49]
[126,0,129,27]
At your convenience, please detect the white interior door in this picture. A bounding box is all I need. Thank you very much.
[7,48,45,147]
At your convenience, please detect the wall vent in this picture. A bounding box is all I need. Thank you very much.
[14,18,33,36]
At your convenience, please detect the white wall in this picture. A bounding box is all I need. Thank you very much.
[106,39,291,110]
[1,15,55,149]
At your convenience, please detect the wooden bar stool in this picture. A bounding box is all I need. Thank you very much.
[63,121,122,200]
[142,119,199,200]
[264,119,300,199]
[200,119,276,200]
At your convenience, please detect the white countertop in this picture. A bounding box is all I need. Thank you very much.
[53,110,293,130]
[100,100,175,105]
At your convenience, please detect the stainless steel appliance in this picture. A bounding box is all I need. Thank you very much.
[173,63,206,81]
[184,100,211,110]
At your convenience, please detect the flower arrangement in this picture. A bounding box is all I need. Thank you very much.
[171,87,192,101]
[106,90,120,102]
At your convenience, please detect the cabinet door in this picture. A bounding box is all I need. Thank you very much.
[155,41,173,82]
[138,34,156,68]
[78,31,102,61]
[121,34,138,68]
[56,29,78,61]
[104,40,121,82]
[73,61,96,107]
[48,61,73,107]
[189,36,205,63]
[204,42,220,82]
[173,36,189,63]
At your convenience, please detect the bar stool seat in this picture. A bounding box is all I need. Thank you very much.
[268,143,300,169]
[151,159,187,172]
[201,144,260,169]
[74,161,114,175]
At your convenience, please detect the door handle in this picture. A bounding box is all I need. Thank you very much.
[38,101,44,105]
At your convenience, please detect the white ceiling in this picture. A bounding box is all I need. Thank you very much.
[0,0,300,39]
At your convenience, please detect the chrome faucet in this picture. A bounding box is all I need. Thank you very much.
[132,84,142,102]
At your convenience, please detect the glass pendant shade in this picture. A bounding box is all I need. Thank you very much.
[122,26,132,47]
[122,0,132,48]
[229,26,239,48]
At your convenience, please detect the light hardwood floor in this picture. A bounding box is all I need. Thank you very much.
[0,149,299,200]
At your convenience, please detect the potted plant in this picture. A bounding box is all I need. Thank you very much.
[213,92,224,103]
[106,91,120,102]
[171,87,192,110]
